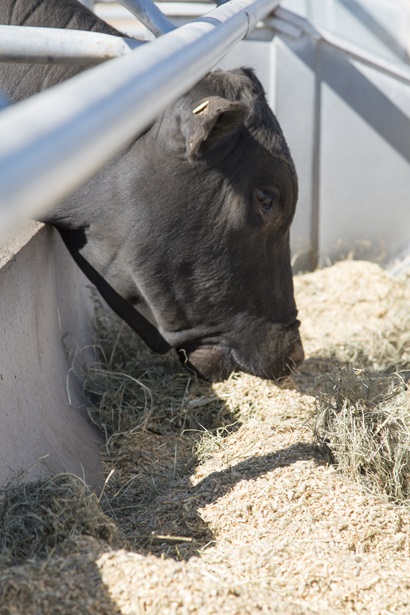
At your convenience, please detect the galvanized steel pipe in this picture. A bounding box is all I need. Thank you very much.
[0,26,143,64]
[0,0,279,232]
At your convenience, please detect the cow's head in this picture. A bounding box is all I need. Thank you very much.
[53,68,304,382]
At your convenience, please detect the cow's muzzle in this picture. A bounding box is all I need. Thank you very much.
[178,324,304,383]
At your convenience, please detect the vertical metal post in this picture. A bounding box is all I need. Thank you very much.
[79,0,94,9]
[116,0,176,36]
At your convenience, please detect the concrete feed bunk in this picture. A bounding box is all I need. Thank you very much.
[0,223,102,488]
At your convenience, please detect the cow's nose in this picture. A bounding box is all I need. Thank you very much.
[179,344,236,382]
[288,340,304,369]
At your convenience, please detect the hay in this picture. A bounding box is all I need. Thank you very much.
[83,301,235,447]
[294,261,410,378]
[312,365,410,501]
[1,259,410,614]
[292,261,410,502]
[0,473,125,566]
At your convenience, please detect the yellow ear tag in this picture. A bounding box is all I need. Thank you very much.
[192,100,209,114]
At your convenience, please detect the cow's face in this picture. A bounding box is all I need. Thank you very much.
[123,69,304,382]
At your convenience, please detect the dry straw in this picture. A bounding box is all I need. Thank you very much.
[0,473,124,566]
[313,365,410,502]
[82,302,232,447]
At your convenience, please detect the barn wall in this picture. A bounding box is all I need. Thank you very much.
[0,224,103,488]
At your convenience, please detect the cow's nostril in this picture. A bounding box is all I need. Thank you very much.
[181,344,237,382]
[284,318,301,331]
[288,342,304,368]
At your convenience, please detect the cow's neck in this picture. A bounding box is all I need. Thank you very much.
[43,148,173,354]
[66,245,171,355]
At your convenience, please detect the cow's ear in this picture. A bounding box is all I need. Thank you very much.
[185,96,248,159]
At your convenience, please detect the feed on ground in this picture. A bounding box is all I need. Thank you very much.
[0,260,409,614]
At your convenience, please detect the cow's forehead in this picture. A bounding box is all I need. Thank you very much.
[246,117,296,175]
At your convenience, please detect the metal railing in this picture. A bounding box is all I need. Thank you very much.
[0,0,279,234]
[0,26,143,64]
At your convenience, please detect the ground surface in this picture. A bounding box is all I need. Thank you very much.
[0,260,409,614]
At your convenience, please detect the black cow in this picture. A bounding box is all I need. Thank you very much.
[0,0,304,382]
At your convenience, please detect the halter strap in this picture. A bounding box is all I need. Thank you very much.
[70,249,171,355]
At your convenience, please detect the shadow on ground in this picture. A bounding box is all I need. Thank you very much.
[101,363,330,561]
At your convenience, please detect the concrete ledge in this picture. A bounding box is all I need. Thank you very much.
[0,223,103,488]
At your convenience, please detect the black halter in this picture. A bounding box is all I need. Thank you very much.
[72,250,171,355]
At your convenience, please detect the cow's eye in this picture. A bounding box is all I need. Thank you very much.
[254,188,280,214]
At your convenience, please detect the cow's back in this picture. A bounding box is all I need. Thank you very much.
[0,0,123,101]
